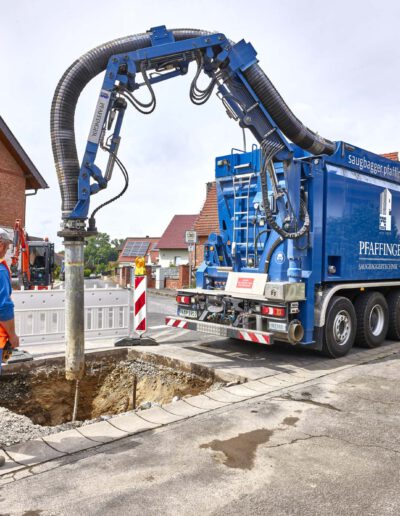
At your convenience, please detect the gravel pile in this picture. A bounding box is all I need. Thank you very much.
[0,407,97,448]
[126,359,169,378]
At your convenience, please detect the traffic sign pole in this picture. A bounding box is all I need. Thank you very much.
[185,231,197,287]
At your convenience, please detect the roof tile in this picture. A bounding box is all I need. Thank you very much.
[157,215,198,250]
[381,152,399,161]
[194,182,219,236]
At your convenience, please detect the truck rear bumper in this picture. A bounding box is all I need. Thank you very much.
[165,317,273,345]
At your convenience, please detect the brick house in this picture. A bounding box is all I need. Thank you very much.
[157,214,198,267]
[0,117,48,231]
[193,181,219,267]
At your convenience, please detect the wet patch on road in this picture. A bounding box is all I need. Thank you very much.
[282,416,299,426]
[200,428,273,470]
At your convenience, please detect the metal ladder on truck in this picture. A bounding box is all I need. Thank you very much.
[232,171,255,265]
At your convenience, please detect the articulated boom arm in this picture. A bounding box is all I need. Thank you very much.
[69,25,292,222]
[52,26,338,381]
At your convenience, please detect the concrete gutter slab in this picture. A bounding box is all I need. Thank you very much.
[205,389,245,403]
[213,366,279,381]
[0,450,24,475]
[77,421,128,443]
[136,407,184,425]
[109,413,160,434]
[273,373,302,384]
[42,429,98,454]
[6,439,65,466]
[223,384,260,398]
[184,394,228,410]
[243,379,281,393]
[162,400,207,417]
[258,376,294,388]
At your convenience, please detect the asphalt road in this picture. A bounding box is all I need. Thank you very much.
[5,288,400,514]
[1,347,399,515]
[147,292,177,327]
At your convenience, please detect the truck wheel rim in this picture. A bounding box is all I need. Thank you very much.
[369,304,384,336]
[333,310,351,345]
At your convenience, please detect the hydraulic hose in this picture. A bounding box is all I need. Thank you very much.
[264,236,285,276]
[51,28,334,219]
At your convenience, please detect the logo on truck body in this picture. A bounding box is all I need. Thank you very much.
[88,89,111,144]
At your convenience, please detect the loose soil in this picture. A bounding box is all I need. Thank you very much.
[0,349,222,446]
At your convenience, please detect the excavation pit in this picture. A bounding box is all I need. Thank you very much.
[0,348,223,429]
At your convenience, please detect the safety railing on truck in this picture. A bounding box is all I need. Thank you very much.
[13,286,131,345]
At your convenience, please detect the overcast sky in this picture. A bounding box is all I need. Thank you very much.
[1,0,399,250]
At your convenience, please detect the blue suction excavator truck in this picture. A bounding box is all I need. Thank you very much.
[170,143,400,357]
[51,27,400,382]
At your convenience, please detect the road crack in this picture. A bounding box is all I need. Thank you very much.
[265,432,400,456]
[275,394,341,412]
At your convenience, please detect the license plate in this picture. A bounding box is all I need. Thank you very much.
[268,321,287,332]
[178,308,198,319]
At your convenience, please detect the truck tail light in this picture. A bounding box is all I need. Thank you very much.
[176,295,193,305]
[261,305,286,317]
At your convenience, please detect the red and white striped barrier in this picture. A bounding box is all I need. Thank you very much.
[237,330,270,344]
[134,275,147,335]
[165,317,272,344]
[166,317,188,329]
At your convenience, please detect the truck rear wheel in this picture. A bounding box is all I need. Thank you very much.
[322,296,356,358]
[386,290,400,340]
[354,291,388,348]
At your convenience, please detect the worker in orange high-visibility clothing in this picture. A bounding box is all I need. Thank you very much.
[0,228,19,357]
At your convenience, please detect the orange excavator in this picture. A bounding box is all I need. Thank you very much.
[11,219,54,290]
[0,220,45,370]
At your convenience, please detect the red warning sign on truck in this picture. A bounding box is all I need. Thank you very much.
[236,277,254,289]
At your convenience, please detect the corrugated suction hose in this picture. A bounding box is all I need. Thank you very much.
[51,28,334,219]
[243,65,335,155]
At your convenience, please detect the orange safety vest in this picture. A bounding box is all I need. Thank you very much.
[0,260,11,348]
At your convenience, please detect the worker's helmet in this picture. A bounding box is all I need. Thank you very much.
[0,228,12,243]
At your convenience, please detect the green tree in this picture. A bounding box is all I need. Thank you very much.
[53,264,61,280]
[84,233,121,274]
[111,238,125,250]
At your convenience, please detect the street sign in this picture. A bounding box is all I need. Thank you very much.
[185,230,197,244]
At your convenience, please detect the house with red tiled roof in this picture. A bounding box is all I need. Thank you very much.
[193,181,219,266]
[118,237,160,266]
[116,236,159,287]
[157,214,198,267]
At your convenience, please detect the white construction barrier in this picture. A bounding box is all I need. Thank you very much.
[13,286,131,345]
